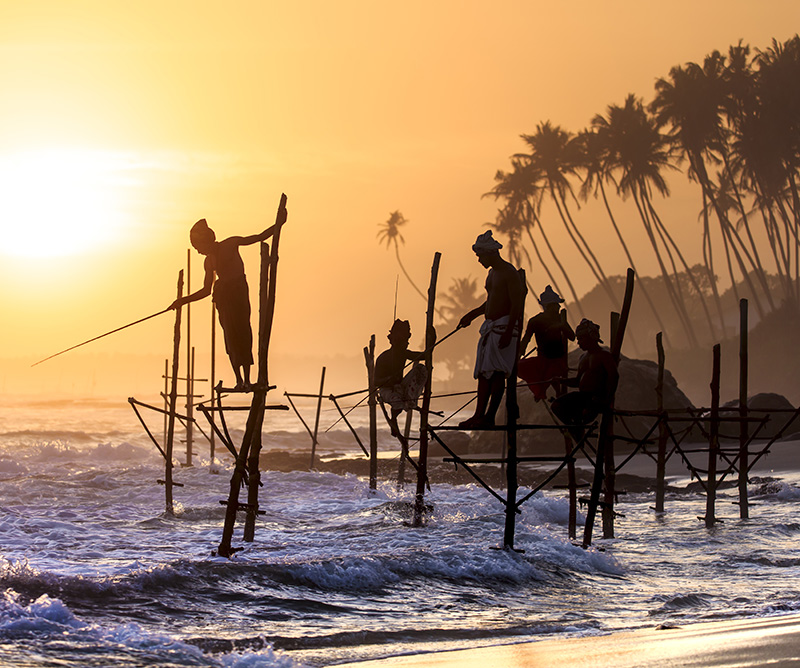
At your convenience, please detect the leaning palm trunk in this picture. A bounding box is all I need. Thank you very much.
[632,186,699,348]
[721,155,776,312]
[529,210,584,315]
[550,186,621,311]
[598,180,672,346]
[699,190,728,335]
[646,195,718,343]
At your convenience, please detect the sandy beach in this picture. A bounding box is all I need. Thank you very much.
[335,613,800,667]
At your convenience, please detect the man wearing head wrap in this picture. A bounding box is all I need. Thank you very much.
[374,319,427,437]
[550,318,618,436]
[518,285,575,401]
[170,209,287,390]
[456,231,524,429]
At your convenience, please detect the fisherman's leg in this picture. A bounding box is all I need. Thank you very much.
[458,376,491,428]
[484,372,506,425]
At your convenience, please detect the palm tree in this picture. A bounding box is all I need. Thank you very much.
[376,210,427,304]
[483,160,578,308]
[651,52,767,324]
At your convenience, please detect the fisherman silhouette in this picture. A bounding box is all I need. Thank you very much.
[374,319,427,437]
[457,231,524,429]
[170,213,286,390]
[518,285,575,401]
[550,318,618,439]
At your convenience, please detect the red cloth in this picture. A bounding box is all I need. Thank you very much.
[517,355,568,400]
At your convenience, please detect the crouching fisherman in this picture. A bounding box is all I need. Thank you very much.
[551,318,618,439]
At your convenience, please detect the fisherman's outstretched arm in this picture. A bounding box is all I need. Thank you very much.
[458,303,486,329]
[170,260,214,309]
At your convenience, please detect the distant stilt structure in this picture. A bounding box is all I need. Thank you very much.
[412,252,440,527]
[310,367,326,470]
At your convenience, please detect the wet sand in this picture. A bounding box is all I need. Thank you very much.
[335,613,800,667]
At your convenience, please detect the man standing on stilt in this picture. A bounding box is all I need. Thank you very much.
[457,231,524,429]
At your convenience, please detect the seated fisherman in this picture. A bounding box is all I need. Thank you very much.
[374,319,428,437]
[518,285,575,401]
[550,318,619,437]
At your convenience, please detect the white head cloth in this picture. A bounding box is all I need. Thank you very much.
[472,231,503,254]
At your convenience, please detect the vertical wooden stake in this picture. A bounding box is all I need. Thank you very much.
[584,268,634,548]
[738,299,749,519]
[185,249,193,467]
[602,311,621,539]
[364,337,378,491]
[165,270,184,515]
[397,408,413,489]
[310,366,326,470]
[655,332,668,513]
[413,252,440,527]
[706,343,721,529]
[209,300,216,462]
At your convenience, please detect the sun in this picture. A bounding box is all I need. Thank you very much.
[0,148,129,258]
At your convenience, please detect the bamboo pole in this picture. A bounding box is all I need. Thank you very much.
[164,270,184,515]
[655,332,668,513]
[602,311,621,539]
[186,249,193,467]
[502,269,526,551]
[738,299,749,519]
[209,300,216,462]
[705,343,721,529]
[397,408,413,489]
[413,252,440,527]
[364,336,378,490]
[310,367,326,470]
[583,268,634,548]
[218,193,287,555]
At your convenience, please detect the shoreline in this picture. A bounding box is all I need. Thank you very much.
[333,613,800,667]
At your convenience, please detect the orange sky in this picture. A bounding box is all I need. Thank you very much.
[1,1,798,398]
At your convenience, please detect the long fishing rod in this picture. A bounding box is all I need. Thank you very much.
[31,307,173,367]
[324,323,464,432]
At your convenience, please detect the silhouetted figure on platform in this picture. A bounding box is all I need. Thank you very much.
[551,318,618,438]
[170,214,286,390]
[518,285,575,401]
[457,231,524,429]
[375,319,427,437]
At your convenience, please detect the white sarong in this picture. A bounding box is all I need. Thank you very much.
[473,316,519,380]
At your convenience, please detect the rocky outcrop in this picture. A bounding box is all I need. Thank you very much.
[721,393,799,440]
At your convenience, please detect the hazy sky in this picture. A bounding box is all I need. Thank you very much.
[1,1,798,397]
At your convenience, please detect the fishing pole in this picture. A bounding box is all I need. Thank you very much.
[31,307,173,367]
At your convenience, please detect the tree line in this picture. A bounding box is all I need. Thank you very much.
[484,35,800,351]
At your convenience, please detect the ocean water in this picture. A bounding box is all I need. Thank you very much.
[0,395,799,667]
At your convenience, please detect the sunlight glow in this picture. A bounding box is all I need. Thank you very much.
[0,148,131,258]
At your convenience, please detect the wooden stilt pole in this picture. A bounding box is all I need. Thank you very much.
[738,299,749,519]
[397,408,413,489]
[163,358,169,446]
[310,367,326,470]
[209,301,216,462]
[413,252,440,527]
[602,311,621,539]
[583,268,634,548]
[655,332,668,513]
[364,337,378,491]
[705,343,721,529]
[185,249,193,467]
[218,193,287,555]
[164,270,184,515]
